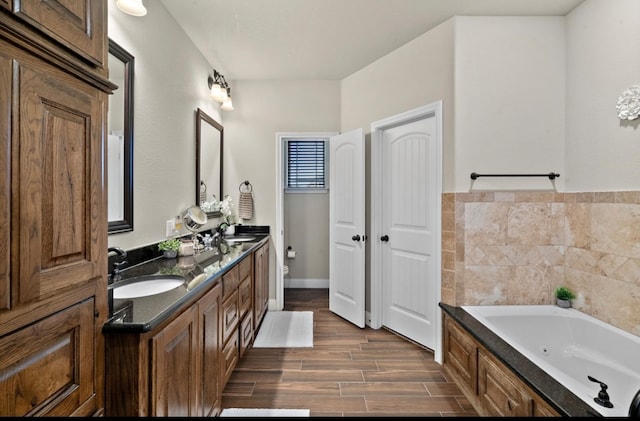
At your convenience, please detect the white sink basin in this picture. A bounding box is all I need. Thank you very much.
[224,235,256,243]
[113,276,185,299]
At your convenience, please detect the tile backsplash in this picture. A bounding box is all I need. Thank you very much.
[442,191,640,336]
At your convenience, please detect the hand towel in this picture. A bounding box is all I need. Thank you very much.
[238,191,253,220]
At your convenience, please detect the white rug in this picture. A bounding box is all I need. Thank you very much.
[253,311,313,348]
[221,408,310,417]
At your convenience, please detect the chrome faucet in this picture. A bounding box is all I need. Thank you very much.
[108,247,127,283]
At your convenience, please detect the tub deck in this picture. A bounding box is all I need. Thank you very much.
[439,303,599,417]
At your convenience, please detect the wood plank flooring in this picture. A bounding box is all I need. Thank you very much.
[222,288,477,417]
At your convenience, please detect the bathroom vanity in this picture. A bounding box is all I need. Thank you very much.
[102,234,269,417]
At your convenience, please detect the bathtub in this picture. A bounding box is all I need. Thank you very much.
[461,305,640,417]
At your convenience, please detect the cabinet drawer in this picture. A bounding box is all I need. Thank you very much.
[221,332,239,386]
[239,314,253,358]
[222,290,239,344]
[222,266,239,299]
[239,256,252,280]
[238,276,252,318]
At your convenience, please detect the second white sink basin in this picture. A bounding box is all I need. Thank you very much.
[224,235,256,243]
[113,276,185,299]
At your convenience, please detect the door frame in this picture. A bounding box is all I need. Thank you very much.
[370,101,443,362]
[275,132,338,311]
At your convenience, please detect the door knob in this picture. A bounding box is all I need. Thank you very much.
[352,234,361,241]
[380,235,389,242]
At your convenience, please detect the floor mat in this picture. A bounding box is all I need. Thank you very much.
[221,408,310,417]
[253,311,313,348]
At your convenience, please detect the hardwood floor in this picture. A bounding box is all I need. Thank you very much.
[222,288,477,417]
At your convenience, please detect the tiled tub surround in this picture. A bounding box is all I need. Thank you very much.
[441,191,640,337]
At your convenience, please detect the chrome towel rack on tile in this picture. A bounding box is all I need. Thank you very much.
[470,172,560,180]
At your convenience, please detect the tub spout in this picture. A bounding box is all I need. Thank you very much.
[587,375,613,408]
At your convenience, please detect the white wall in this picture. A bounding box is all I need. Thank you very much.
[107,0,223,251]
[341,18,456,190]
[565,0,640,191]
[454,16,566,192]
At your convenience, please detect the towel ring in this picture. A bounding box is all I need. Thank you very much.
[239,180,253,193]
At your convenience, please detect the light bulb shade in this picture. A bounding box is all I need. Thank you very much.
[210,83,223,100]
[116,0,147,16]
[217,89,228,102]
[221,98,234,111]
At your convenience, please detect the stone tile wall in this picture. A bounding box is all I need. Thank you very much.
[442,191,640,336]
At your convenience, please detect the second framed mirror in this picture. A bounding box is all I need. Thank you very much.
[196,108,223,217]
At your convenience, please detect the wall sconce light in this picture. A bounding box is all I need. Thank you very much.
[208,69,234,110]
[116,0,147,16]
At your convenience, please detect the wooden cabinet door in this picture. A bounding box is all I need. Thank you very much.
[443,316,478,395]
[253,242,269,328]
[478,350,532,417]
[0,299,96,416]
[151,306,199,417]
[0,51,9,312]
[11,57,104,310]
[239,313,253,358]
[220,331,239,386]
[198,283,222,417]
[12,0,106,67]
[238,275,252,319]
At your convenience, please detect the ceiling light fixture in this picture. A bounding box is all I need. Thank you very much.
[208,70,234,110]
[116,0,147,17]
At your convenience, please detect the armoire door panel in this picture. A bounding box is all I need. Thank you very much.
[0,52,11,311]
[17,61,102,304]
[13,0,106,67]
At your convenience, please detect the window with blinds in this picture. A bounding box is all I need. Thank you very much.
[285,139,328,191]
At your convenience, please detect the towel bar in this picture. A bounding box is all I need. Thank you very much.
[470,172,560,180]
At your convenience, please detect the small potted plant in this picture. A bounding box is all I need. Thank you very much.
[158,238,181,259]
[555,286,576,308]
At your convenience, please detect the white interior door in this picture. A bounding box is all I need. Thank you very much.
[329,128,365,327]
[372,103,441,352]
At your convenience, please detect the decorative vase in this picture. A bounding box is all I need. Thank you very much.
[225,224,235,236]
[556,298,571,308]
[163,250,177,259]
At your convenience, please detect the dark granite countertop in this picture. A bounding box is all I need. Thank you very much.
[439,303,602,417]
[103,233,269,334]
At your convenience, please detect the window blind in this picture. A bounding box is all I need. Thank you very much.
[286,140,326,189]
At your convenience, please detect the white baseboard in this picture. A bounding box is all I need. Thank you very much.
[284,278,329,289]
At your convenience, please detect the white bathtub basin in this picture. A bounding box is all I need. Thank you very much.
[462,305,640,417]
[113,276,185,299]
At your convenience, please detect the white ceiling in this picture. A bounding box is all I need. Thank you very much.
[160,0,585,81]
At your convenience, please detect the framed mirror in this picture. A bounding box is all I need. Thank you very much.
[195,108,223,217]
[108,39,134,234]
